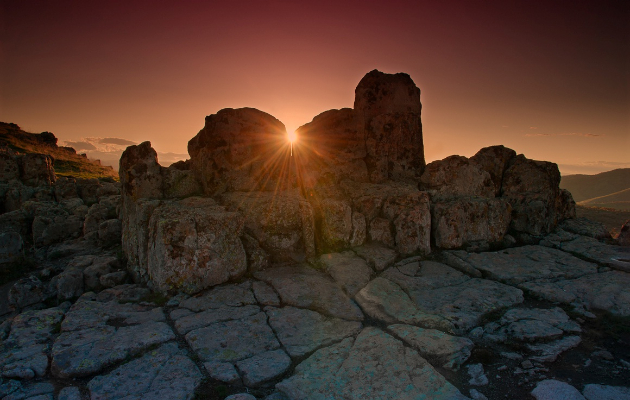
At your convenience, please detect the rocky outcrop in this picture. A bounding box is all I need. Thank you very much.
[188,108,291,195]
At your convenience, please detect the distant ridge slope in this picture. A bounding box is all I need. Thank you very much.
[0,122,118,180]
[560,168,630,202]
[578,187,630,211]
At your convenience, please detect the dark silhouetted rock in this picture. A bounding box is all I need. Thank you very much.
[470,145,516,196]
[420,155,494,202]
[188,108,290,195]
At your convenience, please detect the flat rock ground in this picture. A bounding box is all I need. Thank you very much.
[1,229,630,400]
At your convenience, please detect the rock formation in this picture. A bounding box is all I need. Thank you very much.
[7,70,628,400]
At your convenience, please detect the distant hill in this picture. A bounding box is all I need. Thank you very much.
[578,187,630,211]
[0,122,118,181]
[560,168,630,203]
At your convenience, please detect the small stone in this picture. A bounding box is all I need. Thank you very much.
[99,271,128,288]
[501,352,523,360]
[204,362,241,384]
[583,384,630,400]
[470,389,489,400]
[522,360,534,369]
[225,394,257,400]
[467,363,489,386]
[591,350,614,361]
[531,379,585,400]
[468,327,484,340]
[58,386,82,400]
[498,365,507,371]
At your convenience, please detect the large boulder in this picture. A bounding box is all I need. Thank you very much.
[188,108,291,195]
[147,197,247,294]
[19,153,56,186]
[420,155,494,202]
[502,155,574,236]
[119,141,163,201]
[295,109,368,187]
[355,70,425,182]
[470,145,516,196]
[0,151,20,182]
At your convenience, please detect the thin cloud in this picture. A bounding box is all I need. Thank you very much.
[64,141,96,151]
[525,132,603,138]
[98,137,137,146]
[529,126,538,129]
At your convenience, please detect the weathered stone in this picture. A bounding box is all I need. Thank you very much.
[0,152,20,182]
[185,312,279,363]
[32,205,83,247]
[51,268,83,301]
[440,250,483,278]
[204,361,241,384]
[58,386,81,400]
[162,166,202,199]
[8,276,51,310]
[19,154,55,186]
[266,306,362,358]
[226,394,257,400]
[178,282,256,312]
[97,219,122,247]
[619,220,630,246]
[51,300,174,378]
[255,266,364,321]
[408,278,524,334]
[318,197,353,250]
[484,307,580,344]
[83,257,117,292]
[383,260,471,292]
[355,70,425,182]
[388,324,473,371]
[531,379,585,400]
[355,277,452,332]
[119,141,163,200]
[221,191,311,262]
[99,271,127,288]
[241,234,269,273]
[470,145,516,196]
[276,328,466,400]
[527,335,582,362]
[368,217,394,247]
[349,212,366,247]
[467,363,488,386]
[2,381,55,399]
[420,155,494,202]
[583,384,630,400]
[0,308,65,379]
[353,242,397,271]
[547,235,630,272]
[252,281,280,306]
[54,176,78,201]
[295,109,368,187]
[174,305,260,335]
[147,197,247,294]
[0,232,23,265]
[502,155,567,236]
[382,191,431,254]
[453,245,598,285]
[236,349,291,387]
[520,270,630,317]
[188,108,291,194]
[560,218,611,240]
[319,251,372,296]
[87,342,202,400]
[432,197,512,249]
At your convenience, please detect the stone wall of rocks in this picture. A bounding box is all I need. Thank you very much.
[118,70,576,296]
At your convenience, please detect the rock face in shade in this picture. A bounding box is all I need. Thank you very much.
[188,108,291,195]
[147,197,247,294]
[501,155,574,236]
[297,69,425,187]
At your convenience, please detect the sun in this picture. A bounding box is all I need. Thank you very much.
[287,130,297,143]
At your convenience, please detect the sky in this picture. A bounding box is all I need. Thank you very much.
[1,0,628,175]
